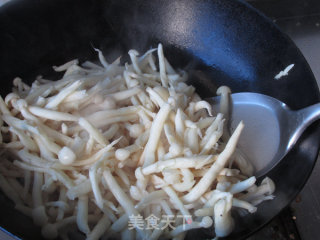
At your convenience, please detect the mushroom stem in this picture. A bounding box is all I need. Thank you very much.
[216,86,231,141]
[77,195,90,234]
[87,214,111,240]
[142,103,171,167]
[183,121,244,203]
[214,197,234,237]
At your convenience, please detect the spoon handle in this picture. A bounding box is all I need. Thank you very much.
[288,102,320,150]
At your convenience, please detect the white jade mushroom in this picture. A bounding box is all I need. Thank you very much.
[58,147,76,165]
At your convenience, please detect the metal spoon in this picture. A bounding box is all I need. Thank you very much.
[210,92,320,177]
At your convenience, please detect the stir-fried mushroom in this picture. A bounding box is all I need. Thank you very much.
[0,44,275,240]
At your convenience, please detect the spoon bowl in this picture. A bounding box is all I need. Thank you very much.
[1,0,320,239]
[211,92,320,177]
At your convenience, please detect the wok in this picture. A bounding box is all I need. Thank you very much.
[0,0,319,239]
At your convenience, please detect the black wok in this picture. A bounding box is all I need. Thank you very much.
[0,0,319,239]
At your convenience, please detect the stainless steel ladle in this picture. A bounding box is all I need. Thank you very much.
[210,92,320,177]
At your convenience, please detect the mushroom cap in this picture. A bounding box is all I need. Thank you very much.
[128,49,139,56]
[115,148,131,161]
[261,177,276,194]
[201,216,213,228]
[216,86,231,95]
[58,146,76,165]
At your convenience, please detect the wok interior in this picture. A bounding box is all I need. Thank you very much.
[0,0,319,239]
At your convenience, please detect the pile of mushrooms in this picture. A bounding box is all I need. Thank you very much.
[0,44,275,240]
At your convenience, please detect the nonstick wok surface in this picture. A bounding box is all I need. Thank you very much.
[0,0,319,239]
